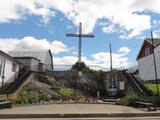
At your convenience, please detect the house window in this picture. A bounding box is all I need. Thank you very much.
[145,48,150,56]
[12,63,17,72]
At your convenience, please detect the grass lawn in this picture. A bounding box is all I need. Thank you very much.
[147,83,160,93]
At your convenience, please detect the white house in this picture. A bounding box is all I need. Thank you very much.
[8,49,53,71]
[0,50,20,85]
[137,38,160,81]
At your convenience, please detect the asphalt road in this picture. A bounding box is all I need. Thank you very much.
[0,117,160,120]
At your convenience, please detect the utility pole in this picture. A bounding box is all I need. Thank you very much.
[109,43,114,89]
[151,31,160,106]
[109,43,112,71]
[1,59,5,89]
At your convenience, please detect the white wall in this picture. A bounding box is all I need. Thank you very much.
[138,46,160,81]
[44,52,52,70]
[31,58,40,71]
[0,56,19,84]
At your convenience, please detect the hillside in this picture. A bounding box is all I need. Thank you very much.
[18,69,107,100]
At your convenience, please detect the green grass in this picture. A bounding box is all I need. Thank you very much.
[147,83,160,93]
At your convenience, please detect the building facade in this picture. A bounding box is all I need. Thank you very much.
[137,38,160,81]
[0,50,19,85]
[9,49,53,71]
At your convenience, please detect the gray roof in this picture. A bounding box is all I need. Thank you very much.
[145,38,160,47]
[0,50,20,64]
[8,49,52,64]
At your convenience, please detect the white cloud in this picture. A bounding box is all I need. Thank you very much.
[51,41,70,55]
[0,0,159,38]
[0,0,54,23]
[0,36,131,70]
[118,47,131,55]
[53,56,77,65]
[54,46,131,70]
[103,24,116,33]
[91,47,131,69]
[56,0,153,38]
[153,30,160,38]
[0,36,69,55]
[153,20,160,25]
[91,53,130,69]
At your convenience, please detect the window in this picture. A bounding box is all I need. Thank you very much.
[12,63,17,72]
[145,48,150,56]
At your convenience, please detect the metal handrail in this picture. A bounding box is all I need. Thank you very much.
[133,73,155,93]
[5,66,31,93]
[127,72,144,95]
[129,73,155,96]
[139,78,155,93]
[17,67,31,82]
[5,71,19,83]
[53,64,126,71]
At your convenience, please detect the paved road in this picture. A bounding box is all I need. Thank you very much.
[0,117,160,120]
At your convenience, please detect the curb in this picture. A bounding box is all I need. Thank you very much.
[1,113,160,118]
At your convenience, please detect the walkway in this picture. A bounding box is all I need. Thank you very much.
[0,104,144,114]
[0,104,160,118]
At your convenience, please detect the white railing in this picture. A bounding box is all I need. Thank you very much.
[31,64,53,72]
[53,64,125,72]
[53,64,108,71]
[29,64,126,72]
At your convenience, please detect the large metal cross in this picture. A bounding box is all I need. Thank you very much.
[66,22,94,63]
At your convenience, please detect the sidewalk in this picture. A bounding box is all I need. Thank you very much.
[0,104,159,118]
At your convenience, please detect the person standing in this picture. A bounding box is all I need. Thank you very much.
[97,91,100,99]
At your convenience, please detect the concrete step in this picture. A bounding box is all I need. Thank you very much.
[102,98,118,102]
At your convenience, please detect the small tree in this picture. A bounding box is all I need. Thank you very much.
[71,61,89,71]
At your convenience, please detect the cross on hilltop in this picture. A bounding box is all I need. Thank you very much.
[66,22,94,63]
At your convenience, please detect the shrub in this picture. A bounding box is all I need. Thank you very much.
[8,94,17,103]
[59,88,73,97]
[71,69,78,80]
[38,94,50,102]
[0,83,11,94]
[35,73,48,81]
[27,93,39,104]
[17,90,29,104]
[52,95,61,101]
[118,95,138,106]
[17,90,55,104]
[38,94,46,101]
[81,68,91,73]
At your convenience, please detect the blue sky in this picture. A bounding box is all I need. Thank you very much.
[0,0,160,70]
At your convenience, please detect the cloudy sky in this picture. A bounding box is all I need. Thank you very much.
[0,0,160,70]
